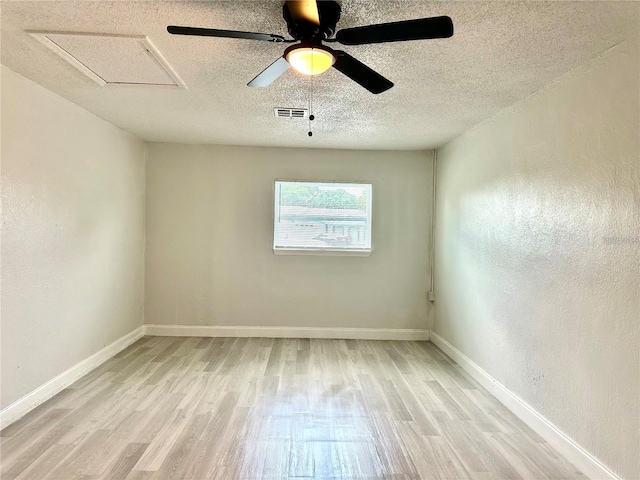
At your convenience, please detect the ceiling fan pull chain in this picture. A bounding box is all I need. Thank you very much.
[308,54,314,137]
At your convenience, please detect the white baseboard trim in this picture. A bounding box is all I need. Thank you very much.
[0,325,145,430]
[429,331,621,480]
[144,324,430,341]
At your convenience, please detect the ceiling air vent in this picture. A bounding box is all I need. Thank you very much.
[274,108,307,119]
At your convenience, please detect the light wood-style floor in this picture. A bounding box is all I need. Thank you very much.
[1,337,586,480]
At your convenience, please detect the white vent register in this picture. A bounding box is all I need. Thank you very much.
[273,181,372,256]
[274,108,308,118]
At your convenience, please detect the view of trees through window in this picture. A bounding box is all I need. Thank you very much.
[274,181,373,252]
[280,184,368,211]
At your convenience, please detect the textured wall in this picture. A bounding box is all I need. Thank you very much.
[145,144,432,330]
[1,66,146,408]
[434,39,639,479]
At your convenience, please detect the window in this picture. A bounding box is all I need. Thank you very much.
[273,181,373,255]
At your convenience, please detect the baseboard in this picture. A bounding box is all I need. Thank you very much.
[0,325,145,430]
[429,331,621,480]
[144,324,430,341]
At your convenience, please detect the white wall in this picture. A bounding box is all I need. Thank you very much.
[145,144,432,331]
[0,66,146,409]
[434,39,639,479]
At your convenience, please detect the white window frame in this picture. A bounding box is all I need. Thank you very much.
[273,180,373,256]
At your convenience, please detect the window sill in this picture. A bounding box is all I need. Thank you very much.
[273,247,371,257]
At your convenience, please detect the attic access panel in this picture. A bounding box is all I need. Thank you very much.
[29,31,185,88]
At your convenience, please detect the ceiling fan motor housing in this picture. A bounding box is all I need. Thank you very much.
[283,1,342,40]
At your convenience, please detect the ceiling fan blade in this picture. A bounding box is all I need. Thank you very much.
[332,50,393,94]
[167,26,286,43]
[285,0,320,25]
[248,57,290,87]
[335,16,453,45]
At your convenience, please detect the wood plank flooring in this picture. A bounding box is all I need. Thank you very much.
[1,337,587,480]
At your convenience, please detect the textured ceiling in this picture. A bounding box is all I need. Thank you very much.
[1,1,637,150]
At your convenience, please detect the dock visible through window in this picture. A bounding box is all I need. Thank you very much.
[273,181,372,255]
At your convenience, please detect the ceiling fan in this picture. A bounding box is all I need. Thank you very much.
[167,0,453,94]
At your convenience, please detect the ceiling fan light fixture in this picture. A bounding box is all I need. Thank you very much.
[285,46,335,76]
